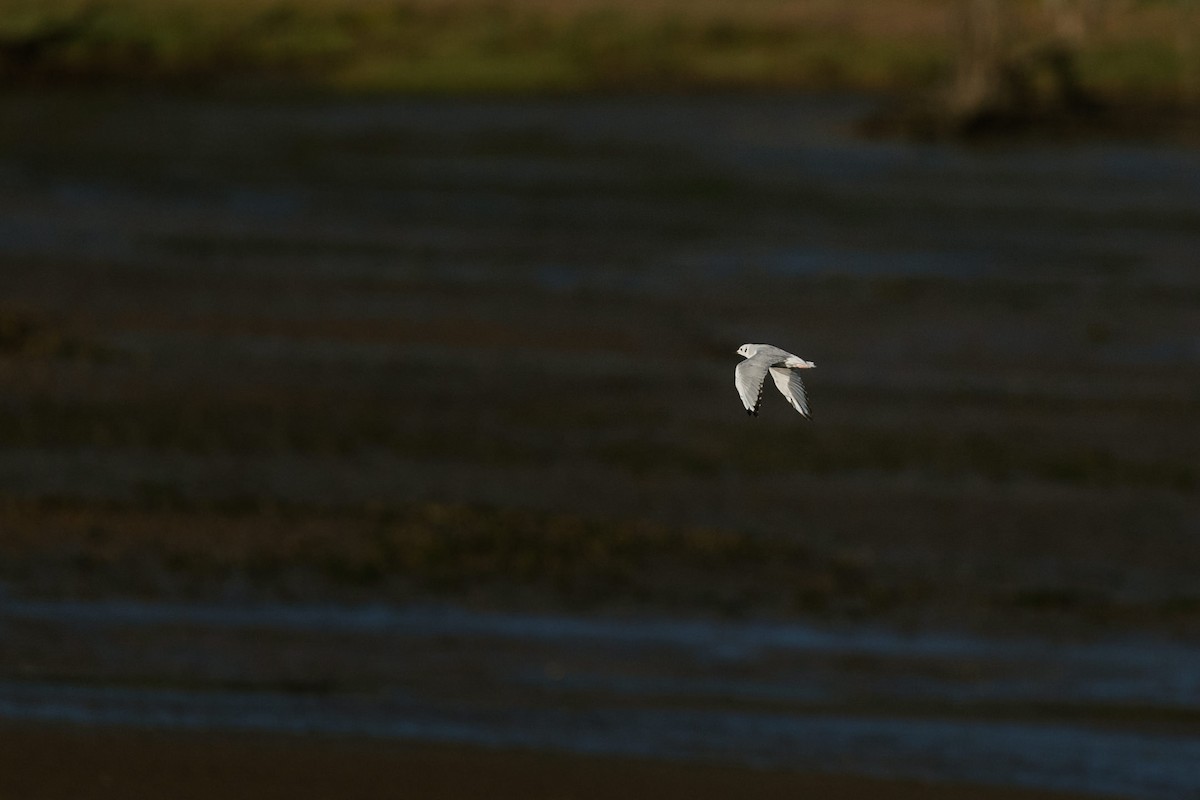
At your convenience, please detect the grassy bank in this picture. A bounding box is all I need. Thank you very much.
[1,0,1198,100]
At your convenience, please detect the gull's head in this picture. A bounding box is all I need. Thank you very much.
[736,343,757,359]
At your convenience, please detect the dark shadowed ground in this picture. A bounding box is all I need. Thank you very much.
[1,91,1199,797]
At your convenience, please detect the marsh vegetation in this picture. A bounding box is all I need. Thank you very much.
[1,0,1198,108]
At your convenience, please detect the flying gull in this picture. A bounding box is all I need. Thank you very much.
[735,343,815,418]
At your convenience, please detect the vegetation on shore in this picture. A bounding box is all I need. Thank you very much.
[1,0,1199,106]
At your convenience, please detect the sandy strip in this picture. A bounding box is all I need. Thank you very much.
[0,723,1102,800]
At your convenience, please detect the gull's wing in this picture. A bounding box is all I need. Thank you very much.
[770,366,811,418]
[735,357,771,416]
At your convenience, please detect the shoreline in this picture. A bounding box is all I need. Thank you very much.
[0,723,1104,800]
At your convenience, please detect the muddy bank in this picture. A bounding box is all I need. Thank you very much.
[0,724,1104,800]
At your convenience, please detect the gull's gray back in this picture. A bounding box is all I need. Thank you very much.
[749,344,795,364]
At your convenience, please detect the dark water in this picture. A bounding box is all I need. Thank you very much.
[2,93,1200,798]
[3,599,1200,798]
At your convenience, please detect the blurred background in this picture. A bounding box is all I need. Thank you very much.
[1,1,1199,798]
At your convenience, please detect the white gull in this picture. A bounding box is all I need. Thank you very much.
[735,343,816,418]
